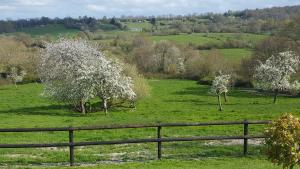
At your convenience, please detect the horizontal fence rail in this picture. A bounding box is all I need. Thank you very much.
[0,120,271,166]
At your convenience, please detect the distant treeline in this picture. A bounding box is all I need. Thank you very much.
[141,5,300,35]
[0,5,300,34]
[0,16,127,33]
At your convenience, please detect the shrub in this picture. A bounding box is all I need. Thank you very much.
[265,113,300,169]
[123,63,150,99]
[185,49,232,81]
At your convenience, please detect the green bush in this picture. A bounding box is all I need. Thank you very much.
[265,113,300,169]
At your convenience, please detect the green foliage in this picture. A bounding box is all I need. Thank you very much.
[98,24,119,31]
[265,113,300,169]
[17,24,79,37]
[123,63,150,99]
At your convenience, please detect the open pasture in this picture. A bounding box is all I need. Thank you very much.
[150,33,268,46]
[0,79,299,168]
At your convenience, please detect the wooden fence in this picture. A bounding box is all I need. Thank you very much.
[0,120,271,166]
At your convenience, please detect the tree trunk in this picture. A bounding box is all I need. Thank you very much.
[84,102,91,113]
[102,98,108,115]
[273,89,279,104]
[224,92,228,102]
[80,100,86,115]
[130,100,136,109]
[218,95,222,111]
[14,80,17,88]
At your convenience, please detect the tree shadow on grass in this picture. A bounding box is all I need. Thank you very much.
[0,101,134,117]
[172,87,211,96]
[164,99,214,105]
[172,86,295,101]
[0,104,83,117]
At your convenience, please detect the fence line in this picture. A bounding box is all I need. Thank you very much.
[0,120,271,166]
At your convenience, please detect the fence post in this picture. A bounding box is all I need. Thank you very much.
[243,120,248,156]
[157,126,162,159]
[69,127,74,166]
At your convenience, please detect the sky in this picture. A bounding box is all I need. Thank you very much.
[0,0,299,20]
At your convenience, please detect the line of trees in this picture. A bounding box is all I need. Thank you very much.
[0,16,128,33]
[210,51,300,111]
[1,5,299,34]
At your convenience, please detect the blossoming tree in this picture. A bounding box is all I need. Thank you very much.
[254,51,300,103]
[95,60,136,115]
[39,38,136,114]
[210,73,231,111]
[8,66,26,87]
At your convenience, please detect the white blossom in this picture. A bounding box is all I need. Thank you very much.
[210,73,231,111]
[39,38,136,114]
[8,66,26,86]
[210,73,231,95]
[254,51,300,92]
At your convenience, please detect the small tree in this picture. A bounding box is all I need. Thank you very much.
[210,73,230,111]
[95,60,136,115]
[265,113,300,169]
[254,51,300,103]
[8,66,26,87]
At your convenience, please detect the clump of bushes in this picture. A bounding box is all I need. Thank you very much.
[0,36,40,83]
[126,36,185,77]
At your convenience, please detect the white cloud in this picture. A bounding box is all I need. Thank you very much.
[0,0,299,19]
[0,5,16,10]
[16,0,52,6]
[86,4,106,12]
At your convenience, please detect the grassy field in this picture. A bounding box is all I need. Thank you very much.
[125,22,152,31]
[0,79,300,168]
[8,158,295,169]
[16,24,79,37]
[150,33,268,46]
[151,33,221,45]
[199,48,252,63]
[93,32,259,62]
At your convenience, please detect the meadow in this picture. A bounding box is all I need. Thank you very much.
[4,22,267,64]
[125,22,152,31]
[199,48,252,63]
[150,33,268,46]
[0,79,299,168]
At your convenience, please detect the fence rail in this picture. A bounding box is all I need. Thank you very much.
[0,120,271,166]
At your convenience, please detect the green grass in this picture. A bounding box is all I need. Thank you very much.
[2,79,299,128]
[11,158,294,169]
[199,48,252,63]
[126,22,152,30]
[151,33,262,62]
[16,24,79,37]
[150,33,268,46]
[0,79,300,167]
[151,33,220,45]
